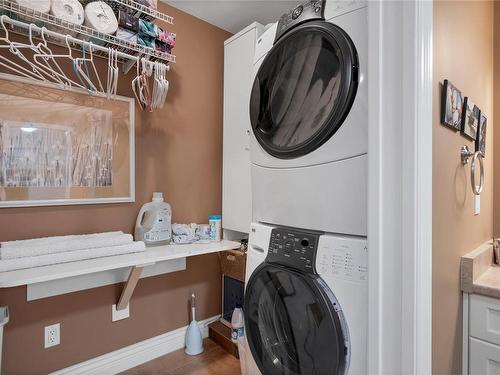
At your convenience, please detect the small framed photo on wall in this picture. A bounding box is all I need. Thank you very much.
[440,79,463,130]
[461,97,480,141]
[476,112,487,156]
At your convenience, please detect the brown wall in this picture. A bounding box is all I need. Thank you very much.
[433,1,494,374]
[494,3,500,236]
[0,4,231,374]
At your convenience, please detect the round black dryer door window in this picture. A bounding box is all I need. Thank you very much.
[250,21,358,159]
[244,264,347,375]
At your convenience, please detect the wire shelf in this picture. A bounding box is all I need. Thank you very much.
[110,0,173,24]
[0,0,176,64]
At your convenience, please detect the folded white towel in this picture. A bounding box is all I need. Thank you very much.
[0,233,134,260]
[0,242,146,273]
[173,235,197,244]
[172,224,191,236]
[1,231,124,248]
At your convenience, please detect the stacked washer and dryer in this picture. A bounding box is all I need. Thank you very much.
[243,1,368,374]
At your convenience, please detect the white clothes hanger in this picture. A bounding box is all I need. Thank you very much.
[25,24,80,88]
[132,54,144,109]
[152,61,160,109]
[152,63,169,109]
[161,64,170,108]
[73,41,104,94]
[106,47,113,98]
[111,48,118,97]
[0,16,50,82]
[30,32,88,90]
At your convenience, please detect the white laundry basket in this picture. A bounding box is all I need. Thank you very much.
[237,335,261,375]
[0,307,8,374]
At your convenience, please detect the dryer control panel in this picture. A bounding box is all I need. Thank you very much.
[275,0,326,42]
[266,227,321,274]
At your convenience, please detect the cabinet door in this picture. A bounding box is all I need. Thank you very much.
[469,337,500,375]
[470,294,500,346]
[223,27,258,234]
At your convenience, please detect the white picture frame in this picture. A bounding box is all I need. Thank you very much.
[0,73,135,208]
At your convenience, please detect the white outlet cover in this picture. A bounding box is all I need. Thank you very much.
[474,194,481,215]
[112,304,130,322]
[44,323,60,348]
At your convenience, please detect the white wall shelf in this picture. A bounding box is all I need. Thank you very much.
[0,0,176,65]
[0,240,239,288]
[0,240,240,308]
[108,0,174,24]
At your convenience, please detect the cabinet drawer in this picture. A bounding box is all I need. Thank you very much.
[470,294,500,346]
[469,337,500,374]
[219,250,246,282]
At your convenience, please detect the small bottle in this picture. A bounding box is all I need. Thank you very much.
[231,305,244,343]
[209,215,222,241]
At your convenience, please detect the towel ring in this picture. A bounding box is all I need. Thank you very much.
[460,145,484,195]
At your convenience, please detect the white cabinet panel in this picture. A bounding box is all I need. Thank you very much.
[223,23,263,234]
[470,337,500,375]
[471,294,500,346]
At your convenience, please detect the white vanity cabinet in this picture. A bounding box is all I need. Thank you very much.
[222,22,263,236]
[464,293,500,374]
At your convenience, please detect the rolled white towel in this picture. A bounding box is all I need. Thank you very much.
[1,231,124,248]
[0,242,146,273]
[84,1,118,35]
[0,233,133,260]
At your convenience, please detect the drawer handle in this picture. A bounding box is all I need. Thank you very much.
[226,255,236,261]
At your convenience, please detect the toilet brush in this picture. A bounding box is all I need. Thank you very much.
[185,292,204,355]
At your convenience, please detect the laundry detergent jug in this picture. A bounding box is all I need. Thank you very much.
[135,192,172,246]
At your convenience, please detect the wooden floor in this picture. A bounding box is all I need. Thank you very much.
[120,339,241,375]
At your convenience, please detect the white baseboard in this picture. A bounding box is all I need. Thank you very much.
[50,315,220,375]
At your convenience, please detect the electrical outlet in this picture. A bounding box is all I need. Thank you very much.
[44,323,60,348]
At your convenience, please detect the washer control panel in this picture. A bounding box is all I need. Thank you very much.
[316,235,368,283]
[266,227,321,274]
[275,0,326,42]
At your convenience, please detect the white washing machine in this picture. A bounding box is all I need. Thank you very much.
[250,0,367,236]
[244,222,368,375]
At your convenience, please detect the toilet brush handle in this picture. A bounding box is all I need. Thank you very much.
[191,293,196,321]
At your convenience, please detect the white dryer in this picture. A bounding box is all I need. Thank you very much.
[250,0,367,236]
[244,222,368,375]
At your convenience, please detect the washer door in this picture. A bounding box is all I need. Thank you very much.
[250,21,358,159]
[244,263,348,375]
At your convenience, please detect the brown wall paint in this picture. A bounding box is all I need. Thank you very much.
[494,3,500,237]
[0,4,231,374]
[433,1,494,374]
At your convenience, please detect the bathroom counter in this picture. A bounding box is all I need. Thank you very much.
[0,240,241,288]
[461,242,500,374]
[461,241,500,299]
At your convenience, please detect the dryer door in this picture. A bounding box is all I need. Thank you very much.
[244,263,348,375]
[249,21,358,159]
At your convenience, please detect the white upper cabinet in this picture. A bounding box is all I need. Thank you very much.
[223,22,264,235]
